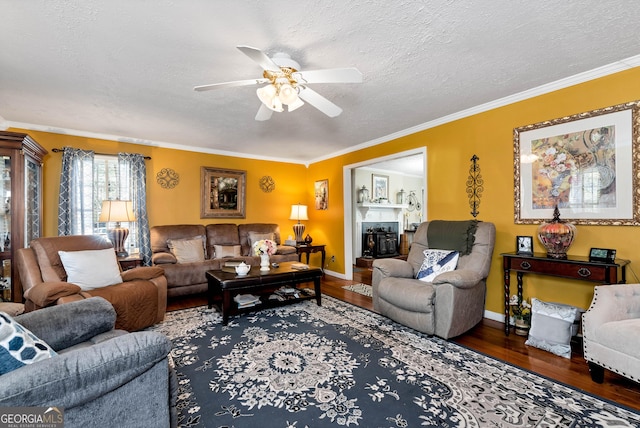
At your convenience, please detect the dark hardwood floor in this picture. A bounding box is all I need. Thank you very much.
[167,267,640,413]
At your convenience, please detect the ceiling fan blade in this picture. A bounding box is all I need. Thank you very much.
[237,45,281,72]
[295,68,363,84]
[297,87,343,117]
[255,104,274,121]
[193,78,268,92]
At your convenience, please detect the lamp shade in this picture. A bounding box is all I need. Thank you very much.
[99,200,135,257]
[98,200,135,223]
[289,204,308,221]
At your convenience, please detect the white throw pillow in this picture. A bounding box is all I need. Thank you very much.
[58,248,123,291]
[416,249,460,282]
[525,298,579,359]
[167,236,206,263]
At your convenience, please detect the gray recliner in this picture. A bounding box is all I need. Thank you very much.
[0,297,176,427]
[372,221,496,339]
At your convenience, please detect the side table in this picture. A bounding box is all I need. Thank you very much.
[296,244,326,274]
[501,252,629,335]
[118,255,143,271]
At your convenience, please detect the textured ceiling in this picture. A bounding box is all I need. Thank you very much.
[1,1,639,165]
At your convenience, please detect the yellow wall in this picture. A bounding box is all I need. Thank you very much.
[9,130,310,239]
[311,66,640,315]
[11,65,640,316]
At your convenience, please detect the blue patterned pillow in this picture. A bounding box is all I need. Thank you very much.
[416,249,460,282]
[0,312,57,375]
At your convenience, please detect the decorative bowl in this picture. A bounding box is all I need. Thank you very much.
[537,205,576,259]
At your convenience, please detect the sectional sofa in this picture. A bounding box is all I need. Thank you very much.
[150,223,299,297]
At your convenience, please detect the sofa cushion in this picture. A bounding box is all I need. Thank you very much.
[0,312,57,375]
[416,249,459,283]
[525,298,578,359]
[213,244,242,258]
[58,248,123,291]
[167,236,206,263]
[87,280,159,331]
[153,252,177,264]
[276,245,297,255]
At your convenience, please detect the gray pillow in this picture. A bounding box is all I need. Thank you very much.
[525,298,578,359]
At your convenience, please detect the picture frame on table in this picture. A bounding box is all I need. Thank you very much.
[516,236,533,255]
[514,100,640,225]
[201,167,246,218]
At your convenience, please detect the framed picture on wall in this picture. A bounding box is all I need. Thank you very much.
[372,174,389,201]
[315,179,328,210]
[514,100,640,225]
[201,167,246,218]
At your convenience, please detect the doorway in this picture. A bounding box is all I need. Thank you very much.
[342,148,426,280]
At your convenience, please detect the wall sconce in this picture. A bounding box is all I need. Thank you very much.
[99,200,136,257]
[289,204,309,244]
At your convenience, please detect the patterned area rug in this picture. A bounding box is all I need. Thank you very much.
[151,297,640,427]
[341,283,372,297]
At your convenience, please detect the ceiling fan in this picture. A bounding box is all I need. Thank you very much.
[194,45,363,121]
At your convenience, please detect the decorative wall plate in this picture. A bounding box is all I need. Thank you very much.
[259,175,275,193]
[156,168,179,189]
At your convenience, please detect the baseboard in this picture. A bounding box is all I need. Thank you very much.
[323,268,346,279]
[483,309,504,323]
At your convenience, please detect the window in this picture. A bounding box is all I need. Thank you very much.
[67,154,138,250]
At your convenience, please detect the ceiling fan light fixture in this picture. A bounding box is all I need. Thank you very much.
[257,85,283,112]
[278,83,298,105]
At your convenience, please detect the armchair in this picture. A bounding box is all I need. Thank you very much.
[16,235,167,331]
[582,283,640,383]
[0,297,175,427]
[372,220,495,339]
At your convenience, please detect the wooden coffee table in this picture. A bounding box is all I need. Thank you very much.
[206,261,323,325]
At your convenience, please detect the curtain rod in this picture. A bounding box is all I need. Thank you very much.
[51,148,151,160]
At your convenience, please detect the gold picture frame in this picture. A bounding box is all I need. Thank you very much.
[514,100,640,225]
[201,167,246,218]
[315,179,328,210]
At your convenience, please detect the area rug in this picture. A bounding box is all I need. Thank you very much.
[150,297,640,427]
[341,283,372,297]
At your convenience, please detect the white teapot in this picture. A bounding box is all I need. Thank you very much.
[235,262,250,275]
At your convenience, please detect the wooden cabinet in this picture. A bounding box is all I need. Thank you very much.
[0,131,47,302]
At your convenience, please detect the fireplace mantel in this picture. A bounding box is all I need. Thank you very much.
[356,202,407,216]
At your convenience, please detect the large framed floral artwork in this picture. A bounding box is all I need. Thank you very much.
[514,100,640,225]
[201,167,246,218]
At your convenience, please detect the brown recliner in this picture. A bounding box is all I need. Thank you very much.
[16,235,167,331]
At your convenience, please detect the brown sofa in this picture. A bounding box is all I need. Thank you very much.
[150,223,299,297]
[16,235,167,331]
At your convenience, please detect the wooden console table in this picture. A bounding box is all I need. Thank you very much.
[501,252,630,335]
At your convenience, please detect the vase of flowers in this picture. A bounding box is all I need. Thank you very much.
[509,294,532,336]
[253,239,277,271]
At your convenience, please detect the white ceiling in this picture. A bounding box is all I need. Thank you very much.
[1,1,639,165]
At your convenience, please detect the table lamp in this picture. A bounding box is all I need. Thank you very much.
[289,204,308,244]
[99,200,136,257]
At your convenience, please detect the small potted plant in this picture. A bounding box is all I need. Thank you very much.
[509,294,532,336]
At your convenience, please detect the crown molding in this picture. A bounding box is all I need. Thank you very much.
[6,55,639,167]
